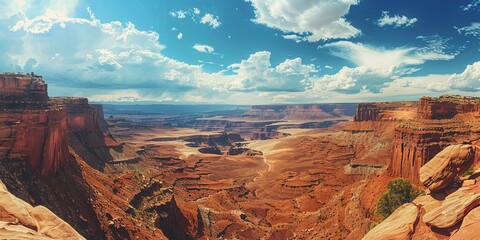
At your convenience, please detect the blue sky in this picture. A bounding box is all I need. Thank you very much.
[0,0,479,104]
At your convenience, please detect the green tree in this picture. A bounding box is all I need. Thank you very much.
[376,178,421,220]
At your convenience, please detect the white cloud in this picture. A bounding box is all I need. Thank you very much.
[282,34,304,43]
[193,44,215,53]
[315,40,456,93]
[223,51,317,92]
[324,40,455,69]
[247,0,360,42]
[376,11,417,28]
[462,0,480,11]
[447,61,480,91]
[325,65,333,69]
[169,10,187,19]
[456,23,480,37]
[177,32,183,40]
[200,13,221,29]
[315,66,393,93]
[193,8,201,15]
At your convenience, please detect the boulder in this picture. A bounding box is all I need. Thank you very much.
[420,144,474,191]
[0,181,84,239]
[423,186,480,228]
[362,203,419,240]
[451,207,480,240]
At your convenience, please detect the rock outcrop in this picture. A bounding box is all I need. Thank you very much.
[0,180,84,239]
[354,103,380,121]
[423,186,480,228]
[419,144,474,191]
[389,95,480,184]
[0,73,48,108]
[418,95,480,119]
[362,203,419,240]
[0,73,71,175]
[354,101,417,122]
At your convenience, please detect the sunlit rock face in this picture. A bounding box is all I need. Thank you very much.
[420,144,475,192]
[0,73,108,175]
[418,95,480,119]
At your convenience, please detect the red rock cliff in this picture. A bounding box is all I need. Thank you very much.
[418,95,480,119]
[354,103,380,121]
[390,119,480,184]
[354,102,418,122]
[0,73,109,175]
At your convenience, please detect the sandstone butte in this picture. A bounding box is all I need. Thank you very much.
[4,72,480,239]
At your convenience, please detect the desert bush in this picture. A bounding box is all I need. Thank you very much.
[376,178,421,220]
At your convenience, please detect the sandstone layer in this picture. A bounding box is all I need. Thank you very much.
[0,180,84,239]
[420,144,474,191]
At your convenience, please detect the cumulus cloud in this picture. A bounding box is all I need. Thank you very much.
[456,22,480,37]
[177,32,183,39]
[200,13,221,29]
[246,0,360,42]
[447,61,480,91]
[315,40,456,93]
[318,66,392,93]
[193,44,215,53]
[223,51,317,92]
[0,1,324,104]
[376,11,417,28]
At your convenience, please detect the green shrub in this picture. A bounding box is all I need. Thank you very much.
[375,178,421,220]
[369,221,379,230]
[461,167,474,177]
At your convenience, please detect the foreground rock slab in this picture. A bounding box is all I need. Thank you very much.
[0,181,84,239]
[362,203,419,240]
[420,144,474,191]
[423,186,480,228]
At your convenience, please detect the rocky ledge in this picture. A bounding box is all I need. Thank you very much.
[365,143,480,239]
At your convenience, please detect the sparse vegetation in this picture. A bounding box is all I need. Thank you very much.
[461,167,474,177]
[369,221,379,230]
[375,178,421,220]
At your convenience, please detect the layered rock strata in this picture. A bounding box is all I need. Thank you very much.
[418,95,480,119]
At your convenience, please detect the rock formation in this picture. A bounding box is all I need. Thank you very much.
[418,95,480,119]
[354,103,380,121]
[353,101,417,122]
[420,144,474,191]
[423,186,480,228]
[0,73,70,175]
[362,203,418,240]
[388,96,480,184]
[0,180,84,239]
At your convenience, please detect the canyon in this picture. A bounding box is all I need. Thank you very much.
[1,72,480,239]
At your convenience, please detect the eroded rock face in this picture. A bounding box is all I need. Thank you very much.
[354,103,380,121]
[362,203,419,240]
[451,206,480,240]
[0,73,112,175]
[0,180,84,239]
[420,144,474,191]
[418,95,480,119]
[0,108,69,175]
[423,186,480,228]
[0,73,48,107]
